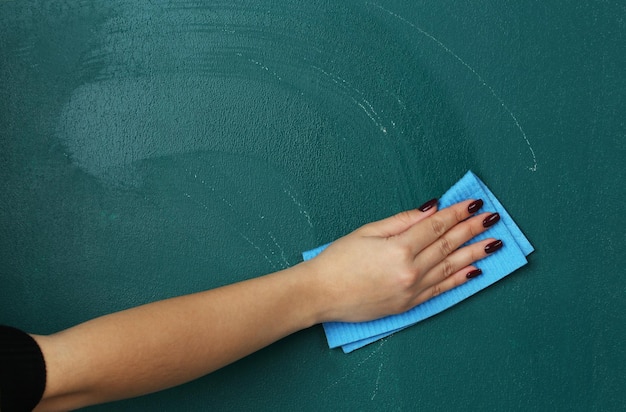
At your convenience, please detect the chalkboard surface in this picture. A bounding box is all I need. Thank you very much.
[1,1,624,410]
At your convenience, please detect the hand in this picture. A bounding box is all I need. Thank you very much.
[307,198,502,323]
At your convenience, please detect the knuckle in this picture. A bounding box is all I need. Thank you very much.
[399,289,417,313]
[468,223,480,239]
[397,268,419,289]
[468,217,486,238]
[470,247,481,261]
[441,259,455,278]
[392,299,413,315]
[454,206,466,222]
[469,243,485,260]
[395,210,415,226]
[437,237,454,257]
[393,242,414,263]
[430,217,447,236]
[431,284,443,298]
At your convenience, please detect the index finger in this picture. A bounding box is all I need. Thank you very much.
[400,199,482,254]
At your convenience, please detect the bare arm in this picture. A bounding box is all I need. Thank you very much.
[34,265,326,410]
[33,199,501,411]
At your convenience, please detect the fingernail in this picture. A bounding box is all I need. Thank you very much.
[418,198,438,212]
[485,239,503,254]
[466,268,483,279]
[482,212,500,228]
[467,199,484,214]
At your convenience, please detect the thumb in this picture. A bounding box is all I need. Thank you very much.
[360,198,438,238]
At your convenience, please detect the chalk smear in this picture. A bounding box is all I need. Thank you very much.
[368,3,538,171]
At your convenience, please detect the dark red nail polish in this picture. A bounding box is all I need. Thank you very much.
[466,268,483,279]
[468,199,483,214]
[418,198,438,212]
[485,239,503,254]
[482,212,500,228]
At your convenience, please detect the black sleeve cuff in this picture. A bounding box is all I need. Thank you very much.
[1,325,47,412]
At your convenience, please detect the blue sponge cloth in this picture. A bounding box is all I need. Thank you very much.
[302,171,533,353]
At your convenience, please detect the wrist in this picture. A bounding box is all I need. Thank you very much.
[288,259,337,326]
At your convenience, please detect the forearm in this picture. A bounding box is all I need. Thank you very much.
[34,262,325,411]
[29,198,499,411]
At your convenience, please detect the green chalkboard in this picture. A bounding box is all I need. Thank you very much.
[1,1,625,410]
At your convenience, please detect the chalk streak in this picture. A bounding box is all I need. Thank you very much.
[325,339,386,391]
[237,231,278,270]
[370,362,384,400]
[592,0,626,14]
[369,3,538,171]
[282,185,313,228]
[182,171,278,270]
[268,231,290,267]
[311,65,389,135]
[237,52,283,81]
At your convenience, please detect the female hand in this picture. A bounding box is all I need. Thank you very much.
[307,198,502,323]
